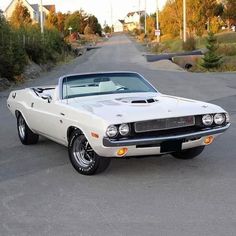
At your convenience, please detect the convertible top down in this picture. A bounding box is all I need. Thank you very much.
[7,72,230,175]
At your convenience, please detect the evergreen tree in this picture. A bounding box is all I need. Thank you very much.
[202,31,222,69]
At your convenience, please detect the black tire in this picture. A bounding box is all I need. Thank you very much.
[68,131,111,175]
[17,114,39,145]
[172,146,205,160]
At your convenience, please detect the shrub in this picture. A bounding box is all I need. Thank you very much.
[133,28,141,36]
[0,13,71,80]
[0,15,27,80]
[20,26,68,64]
[182,37,196,51]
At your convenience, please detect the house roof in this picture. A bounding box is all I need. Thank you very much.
[43,5,55,12]
[30,4,39,12]
[30,4,55,12]
[5,0,34,12]
[127,11,145,17]
[5,0,55,13]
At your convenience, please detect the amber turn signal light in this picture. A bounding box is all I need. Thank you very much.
[117,148,128,157]
[91,132,99,139]
[204,136,214,145]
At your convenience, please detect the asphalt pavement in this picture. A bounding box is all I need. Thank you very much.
[0,34,236,236]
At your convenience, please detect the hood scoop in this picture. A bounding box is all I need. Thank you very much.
[115,97,158,104]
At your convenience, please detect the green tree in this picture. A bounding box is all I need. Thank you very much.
[64,10,88,35]
[87,15,101,35]
[202,32,222,69]
[10,1,32,28]
[104,25,111,33]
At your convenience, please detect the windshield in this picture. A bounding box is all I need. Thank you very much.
[62,73,157,99]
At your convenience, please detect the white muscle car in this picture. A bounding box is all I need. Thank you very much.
[7,72,230,175]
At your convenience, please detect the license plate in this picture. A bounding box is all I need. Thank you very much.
[160,140,183,153]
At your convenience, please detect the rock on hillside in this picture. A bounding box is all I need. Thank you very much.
[22,61,43,80]
[0,78,11,91]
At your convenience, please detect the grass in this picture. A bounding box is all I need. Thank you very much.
[217,43,236,56]
[159,31,236,72]
[151,39,183,53]
[195,32,236,49]
[189,55,236,72]
[134,29,236,72]
[215,32,236,44]
[156,31,236,52]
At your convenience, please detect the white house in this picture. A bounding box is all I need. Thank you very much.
[124,11,145,31]
[114,20,124,32]
[4,0,55,23]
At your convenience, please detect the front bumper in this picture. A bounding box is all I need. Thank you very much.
[103,124,230,147]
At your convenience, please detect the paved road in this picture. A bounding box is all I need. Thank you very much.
[0,34,236,236]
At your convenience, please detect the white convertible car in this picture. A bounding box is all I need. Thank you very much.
[7,72,230,175]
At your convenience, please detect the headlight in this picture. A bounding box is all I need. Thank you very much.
[106,125,118,138]
[214,113,225,125]
[202,114,213,126]
[119,123,130,136]
[225,113,230,123]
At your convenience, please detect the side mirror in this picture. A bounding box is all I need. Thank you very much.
[42,94,52,103]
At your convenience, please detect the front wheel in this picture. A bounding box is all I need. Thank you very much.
[17,114,39,145]
[68,131,111,175]
[171,146,205,160]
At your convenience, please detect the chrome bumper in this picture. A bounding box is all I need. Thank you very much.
[103,124,230,147]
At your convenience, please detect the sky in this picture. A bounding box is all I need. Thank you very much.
[0,0,167,26]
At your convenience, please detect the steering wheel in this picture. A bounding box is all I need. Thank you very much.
[116,86,128,91]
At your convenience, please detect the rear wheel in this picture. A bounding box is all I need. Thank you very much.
[68,131,111,175]
[17,114,39,145]
[172,146,205,160]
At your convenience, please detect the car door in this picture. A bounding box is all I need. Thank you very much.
[28,96,66,143]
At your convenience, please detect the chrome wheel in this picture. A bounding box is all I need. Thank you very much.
[18,115,26,139]
[69,132,111,175]
[72,138,95,168]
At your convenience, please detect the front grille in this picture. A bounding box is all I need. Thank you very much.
[134,116,195,133]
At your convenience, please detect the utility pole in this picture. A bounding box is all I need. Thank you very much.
[139,0,141,29]
[144,0,147,35]
[40,0,44,34]
[183,0,186,42]
[156,0,159,43]
[110,0,113,32]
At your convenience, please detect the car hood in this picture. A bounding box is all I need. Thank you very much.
[68,92,225,124]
